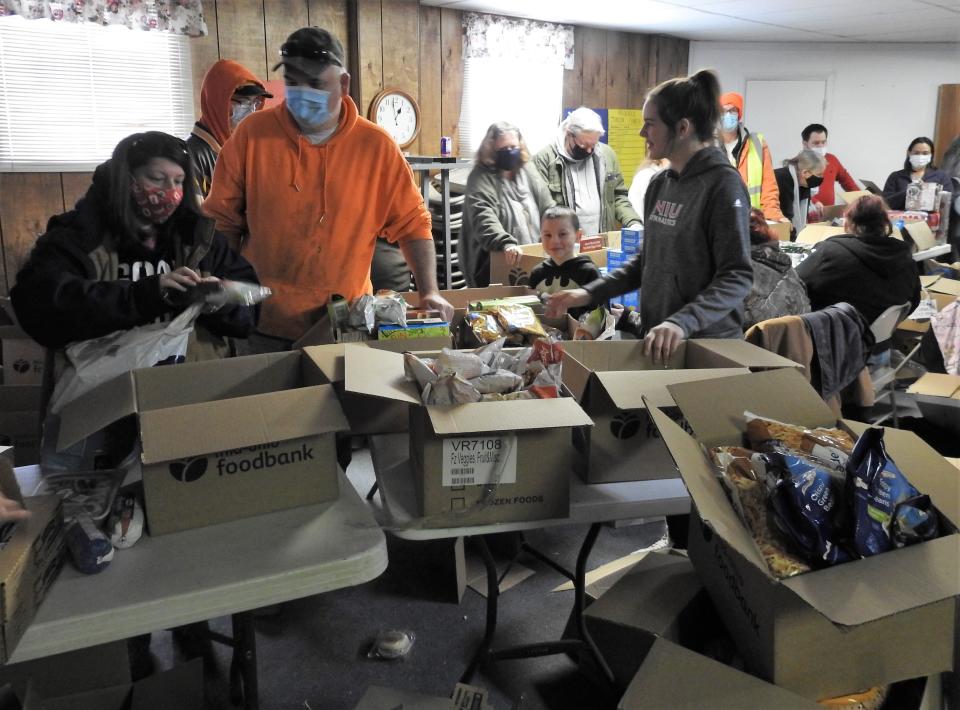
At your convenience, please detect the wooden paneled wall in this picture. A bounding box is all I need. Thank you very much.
[0,1,688,295]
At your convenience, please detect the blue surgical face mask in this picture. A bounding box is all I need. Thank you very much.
[285,86,331,129]
[721,111,739,133]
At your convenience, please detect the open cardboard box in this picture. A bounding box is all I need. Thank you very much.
[767,221,791,242]
[618,637,822,710]
[648,367,960,699]
[56,350,349,535]
[561,340,800,484]
[907,373,960,434]
[900,275,959,333]
[489,243,608,287]
[344,345,592,526]
[0,460,65,663]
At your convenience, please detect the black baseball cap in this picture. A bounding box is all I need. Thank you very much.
[272,27,345,73]
[233,83,273,99]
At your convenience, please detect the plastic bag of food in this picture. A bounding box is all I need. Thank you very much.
[480,391,534,402]
[403,352,438,389]
[473,338,506,369]
[744,412,855,470]
[494,346,533,375]
[204,280,273,308]
[710,447,811,579]
[348,294,377,332]
[817,685,889,709]
[422,373,481,405]
[762,443,853,567]
[846,427,938,557]
[471,369,523,395]
[490,304,547,339]
[373,291,407,326]
[437,348,490,380]
[465,312,504,344]
[573,307,617,341]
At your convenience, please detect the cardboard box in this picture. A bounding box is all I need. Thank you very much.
[650,367,960,699]
[581,551,708,688]
[768,220,792,242]
[24,658,203,710]
[900,275,959,333]
[561,339,800,483]
[618,638,822,710]
[55,351,350,535]
[0,302,44,387]
[489,243,607,287]
[820,204,848,221]
[907,373,960,434]
[0,491,65,664]
[839,189,872,204]
[796,223,845,244]
[344,345,592,526]
[0,641,130,702]
[0,386,43,466]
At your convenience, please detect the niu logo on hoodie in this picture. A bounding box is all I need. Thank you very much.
[649,200,684,227]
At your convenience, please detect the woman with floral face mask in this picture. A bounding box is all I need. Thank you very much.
[882,136,953,211]
[11,131,259,381]
[461,121,556,287]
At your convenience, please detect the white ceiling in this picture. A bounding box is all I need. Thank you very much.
[421,0,960,42]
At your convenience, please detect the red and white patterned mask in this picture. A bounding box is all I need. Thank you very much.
[131,180,183,224]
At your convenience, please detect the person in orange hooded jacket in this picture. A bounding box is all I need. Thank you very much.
[186,60,273,197]
[719,92,786,223]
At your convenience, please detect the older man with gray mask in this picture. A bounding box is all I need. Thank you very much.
[532,107,641,236]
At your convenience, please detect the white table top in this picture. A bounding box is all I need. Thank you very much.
[367,434,690,541]
[914,244,951,262]
[11,469,388,664]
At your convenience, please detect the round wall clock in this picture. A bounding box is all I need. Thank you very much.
[369,88,421,148]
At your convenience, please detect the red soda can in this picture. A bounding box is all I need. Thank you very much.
[440,136,452,157]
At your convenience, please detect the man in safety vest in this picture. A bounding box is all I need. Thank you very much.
[719,92,786,222]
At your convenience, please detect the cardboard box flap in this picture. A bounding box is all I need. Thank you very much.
[797,224,845,245]
[563,339,687,371]
[138,384,348,464]
[907,373,960,399]
[596,369,751,410]
[928,277,960,297]
[667,369,835,448]
[57,371,139,451]
[427,397,592,435]
[694,339,801,370]
[919,274,942,289]
[303,343,348,383]
[781,535,960,627]
[343,345,421,404]
[647,405,767,572]
[903,220,937,251]
[620,638,822,710]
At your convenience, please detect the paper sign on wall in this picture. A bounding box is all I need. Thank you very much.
[607,109,646,189]
[442,435,517,487]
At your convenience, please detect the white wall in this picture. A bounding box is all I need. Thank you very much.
[689,42,960,190]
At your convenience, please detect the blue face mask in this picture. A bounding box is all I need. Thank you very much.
[721,111,739,132]
[285,86,331,129]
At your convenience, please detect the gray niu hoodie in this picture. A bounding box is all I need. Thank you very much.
[585,146,752,338]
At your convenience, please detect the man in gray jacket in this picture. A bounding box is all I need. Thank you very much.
[532,108,641,235]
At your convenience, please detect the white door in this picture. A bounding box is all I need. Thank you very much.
[743,79,827,171]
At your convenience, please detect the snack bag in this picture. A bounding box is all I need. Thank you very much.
[846,427,939,557]
[744,412,854,472]
[762,444,853,567]
[490,304,547,339]
[464,312,504,344]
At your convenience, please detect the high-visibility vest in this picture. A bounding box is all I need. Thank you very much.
[743,132,765,209]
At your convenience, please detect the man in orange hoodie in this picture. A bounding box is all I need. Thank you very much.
[719,92,787,223]
[187,60,273,197]
[204,27,453,348]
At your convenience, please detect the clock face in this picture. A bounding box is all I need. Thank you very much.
[375,92,418,146]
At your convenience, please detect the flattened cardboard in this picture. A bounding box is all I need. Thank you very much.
[619,638,822,710]
[583,551,705,688]
[654,368,960,698]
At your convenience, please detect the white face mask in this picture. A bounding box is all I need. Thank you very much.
[230,102,257,130]
[811,146,827,158]
[909,154,932,170]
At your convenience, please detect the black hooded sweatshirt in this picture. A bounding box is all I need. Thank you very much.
[795,234,920,324]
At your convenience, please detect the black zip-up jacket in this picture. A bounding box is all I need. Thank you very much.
[584,146,752,338]
[795,233,920,324]
[11,165,258,350]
